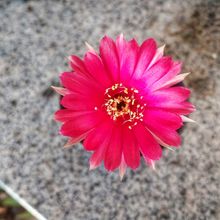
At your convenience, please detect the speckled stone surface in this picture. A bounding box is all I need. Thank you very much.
[0,0,220,219]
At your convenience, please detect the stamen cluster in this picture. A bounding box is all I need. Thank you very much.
[104,83,145,128]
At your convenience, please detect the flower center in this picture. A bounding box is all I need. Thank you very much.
[104,83,145,128]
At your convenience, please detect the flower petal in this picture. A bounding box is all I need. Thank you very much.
[60,94,102,110]
[147,44,165,70]
[68,55,89,76]
[148,131,171,148]
[147,126,181,147]
[152,72,190,91]
[181,115,196,123]
[119,39,139,84]
[84,52,112,87]
[60,111,103,137]
[143,110,182,147]
[132,38,157,79]
[143,157,156,169]
[149,102,195,115]
[151,61,182,90]
[133,124,162,160]
[83,118,113,151]
[100,36,119,82]
[104,125,123,171]
[85,42,96,54]
[54,109,95,122]
[60,72,102,95]
[115,33,126,60]
[64,136,85,148]
[89,122,114,170]
[145,87,191,105]
[143,56,173,88]
[119,155,127,180]
[122,126,140,169]
[51,86,70,96]
[144,109,183,130]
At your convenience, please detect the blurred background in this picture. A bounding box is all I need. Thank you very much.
[0,0,220,219]
[0,187,35,220]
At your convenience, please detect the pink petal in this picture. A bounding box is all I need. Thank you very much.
[132,38,157,79]
[60,111,103,137]
[181,115,196,123]
[85,42,96,54]
[89,148,105,170]
[100,36,119,82]
[84,52,112,87]
[115,33,126,60]
[143,57,173,88]
[68,55,90,77]
[51,86,70,96]
[89,122,114,170]
[60,94,102,110]
[104,125,123,171]
[147,126,181,147]
[143,111,182,147]
[60,72,102,95]
[144,109,183,130]
[119,39,139,84]
[151,61,182,90]
[122,126,140,169]
[153,72,190,91]
[64,135,87,148]
[149,101,195,115]
[119,155,127,180]
[54,109,95,122]
[143,156,156,169]
[60,72,104,109]
[133,123,162,160]
[60,72,76,91]
[147,130,171,148]
[145,87,191,105]
[147,44,165,70]
[83,118,113,151]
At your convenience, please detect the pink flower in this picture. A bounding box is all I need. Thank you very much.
[53,35,195,178]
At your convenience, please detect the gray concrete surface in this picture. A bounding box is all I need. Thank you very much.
[0,0,220,219]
